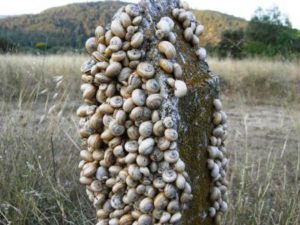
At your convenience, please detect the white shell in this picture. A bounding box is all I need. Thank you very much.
[174,80,187,97]
[162,169,177,183]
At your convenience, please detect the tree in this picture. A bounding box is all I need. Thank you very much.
[218,29,245,58]
[0,37,17,53]
[246,6,300,57]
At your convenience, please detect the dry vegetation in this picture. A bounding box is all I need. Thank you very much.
[0,54,299,225]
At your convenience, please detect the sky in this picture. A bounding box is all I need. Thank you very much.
[0,0,299,29]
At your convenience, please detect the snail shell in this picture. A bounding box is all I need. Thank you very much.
[164,129,178,141]
[130,106,144,122]
[124,140,138,153]
[111,20,126,39]
[132,89,146,106]
[153,176,166,189]
[83,162,97,177]
[79,176,93,185]
[138,138,155,155]
[164,184,177,199]
[80,150,93,162]
[111,50,126,62]
[125,4,140,17]
[96,166,109,181]
[127,125,139,140]
[118,67,132,83]
[111,194,124,209]
[139,121,153,138]
[109,36,123,52]
[132,16,142,25]
[136,155,150,167]
[208,207,216,217]
[159,58,173,74]
[137,214,152,225]
[170,212,182,223]
[136,62,155,79]
[153,120,165,136]
[184,27,193,42]
[105,62,122,78]
[127,49,142,60]
[173,63,183,79]
[85,37,97,54]
[167,200,180,213]
[95,26,105,38]
[164,150,179,163]
[162,169,177,183]
[174,159,185,172]
[163,117,174,128]
[158,41,177,59]
[146,94,162,110]
[175,173,186,189]
[213,98,222,111]
[150,148,164,162]
[196,47,207,60]
[154,193,169,210]
[120,12,131,28]
[128,164,142,180]
[160,211,171,223]
[139,197,154,213]
[157,137,170,151]
[145,79,160,93]
[195,24,204,36]
[87,134,102,149]
[174,80,188,97]
[131,32,144,48]
[110,96,123,108]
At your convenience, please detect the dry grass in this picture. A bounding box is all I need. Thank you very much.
[0,54,299,225]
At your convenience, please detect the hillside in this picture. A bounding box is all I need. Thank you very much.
[0,1,247,50]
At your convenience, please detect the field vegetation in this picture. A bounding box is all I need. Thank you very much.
[0,54,299,225]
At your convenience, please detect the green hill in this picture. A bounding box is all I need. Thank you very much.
[0,1,247,51]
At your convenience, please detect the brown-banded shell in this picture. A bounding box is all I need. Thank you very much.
[153,120,165,136]
[158,41,177,59]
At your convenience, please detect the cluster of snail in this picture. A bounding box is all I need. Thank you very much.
[77,0,228,224]
[207,99,229,218]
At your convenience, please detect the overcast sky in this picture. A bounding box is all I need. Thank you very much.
[0,0,299,29]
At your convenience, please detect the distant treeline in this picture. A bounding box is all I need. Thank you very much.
[0,5,299,58]
[215,7,300,58]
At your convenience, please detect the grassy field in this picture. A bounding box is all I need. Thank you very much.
[0,54,299,225]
